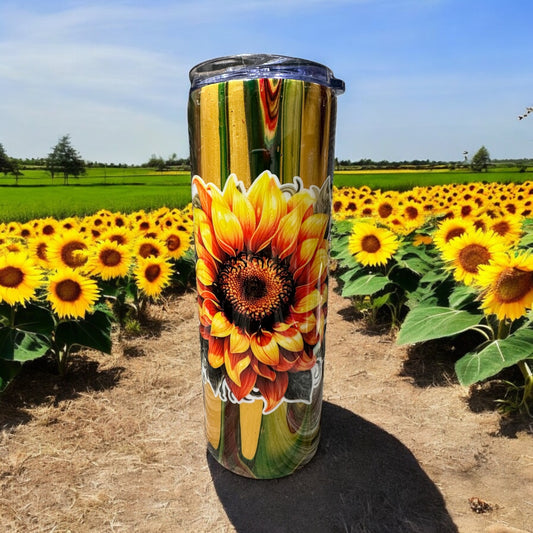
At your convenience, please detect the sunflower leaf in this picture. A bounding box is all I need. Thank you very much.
[0,359,22,392]
[0,328,50,362]
[13,304,55,335]
[55,310,112,354]
[397,306,483,345]
[341,273,390,297]
[455,327,533,385]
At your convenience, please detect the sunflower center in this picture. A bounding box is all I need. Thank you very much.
[217,252,294,331]
[0,266,24,288]
[445,227,466,242]
[139,243,159,258]
[361,235,381,254]
[145,264,161,282]
[61,242,88,268]
[494,268,533,303]
[55,279,82,302]
[166,235,181,251]
[405,206,419,220]
[492,221,510,236]
[377,203,393,218]
[100,249,122,267]
[458,244,491,273]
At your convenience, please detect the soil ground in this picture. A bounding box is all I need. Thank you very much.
[1,279,532,533]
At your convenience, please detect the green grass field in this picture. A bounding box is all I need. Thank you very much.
[1,167,531,222]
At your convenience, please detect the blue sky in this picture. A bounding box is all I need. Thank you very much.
[1,0,532,164]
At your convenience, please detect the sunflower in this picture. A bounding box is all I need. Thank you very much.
[47,230,89,269]
[134,255,173,297]
[98,227,138,247]
[477,251,533,320]
[193,171,328,413]
[27,236,52,268]
[486,214,523,246]
[398,200,426,230]
[0,252,43,305]
[348,221,399,266]
[34,217,59,238]
[47,268,100,319]
[433,218,476,252]
[440,228,507,285]
[160,228,191,260]
[86,240,132,280]
[133,236,166,259]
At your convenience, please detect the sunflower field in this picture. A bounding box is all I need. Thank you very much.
[0,206,194,390]
[2,178,533,413]
[331,180,533,413]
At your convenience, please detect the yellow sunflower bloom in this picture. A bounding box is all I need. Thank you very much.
[160,228,191,260]
[433,218,476,252]
[486,214,523,246]
[133,236,166,259]
[47,268,100,319]
[27,236,52,268]
[440,228,508,285]
[0,252,43,305]
[47,230,90,270]
[477,251,533,320]
[193,171,327,413]
[134,255,173,297]
[348,221,400,266]
[86,240,132,280]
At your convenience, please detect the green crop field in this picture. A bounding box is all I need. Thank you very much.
[1,166,531,222]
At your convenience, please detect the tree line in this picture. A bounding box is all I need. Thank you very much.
[0,136,530,186]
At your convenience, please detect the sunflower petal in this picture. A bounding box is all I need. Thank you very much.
[211,197,244,256]
[210,312,233,337]
[292,288,321,314]
[207,337,225,368]
[271,204,305,260]
[230,326,250,353]
[196,258,216,286]
[251,357,277,381]
[250,331,280,366]
[226,366,257,401]
[256,372,289,413]
[224,345,251,387]
[273,326,304,352]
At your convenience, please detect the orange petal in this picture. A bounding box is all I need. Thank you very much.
[250,331,280,366]
[210,312,233,337]
[273,348,299,372]
[287,190,315,213]
[198,218,226,263]
[296,246,328,286]
[231,185,256,249]
[196,257,216,286]
[273,326,304,352]
[226,366,257,401]
[300,213,329,241]
[292,288,321,314]
[291,238,319,277]
[249,172,286,252]
[251,357,277,381]
[291,348,317,371]
[256,372,289,413]
[224,344,251,387]
[207,336,225,368]
[192,176,213,215]
[271,203,305,260]
[290,310,317,334]
[211,197,244,256]
[230,326,250,353]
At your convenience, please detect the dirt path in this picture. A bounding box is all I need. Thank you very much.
[0,280,531,532]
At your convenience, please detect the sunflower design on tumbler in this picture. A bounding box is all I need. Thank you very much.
[193,171,329,413]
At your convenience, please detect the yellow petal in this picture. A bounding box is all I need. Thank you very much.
[207,337,225,368]
[292,288,321,314]
[210,312,233,337]
[230,326,251,353]
[250,331,280,366]
[211,197,244,256]
[273,327,304,352]
[224,347,251,388]
[271,203,305,260]
[196,258,216,286]
[300,213,329,241]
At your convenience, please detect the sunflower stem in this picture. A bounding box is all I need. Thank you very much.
[496,318,511,340]
[517,360,533,415]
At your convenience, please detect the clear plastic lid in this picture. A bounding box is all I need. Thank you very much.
[189,53,345,94]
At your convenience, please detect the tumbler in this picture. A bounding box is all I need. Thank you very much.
[188,54,344,478]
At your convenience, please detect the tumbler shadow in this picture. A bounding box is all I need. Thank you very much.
[208,401,458,533]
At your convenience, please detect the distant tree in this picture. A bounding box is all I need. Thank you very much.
[0,143,15,176]
[471,146,490,172]
[46,135,86,184]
